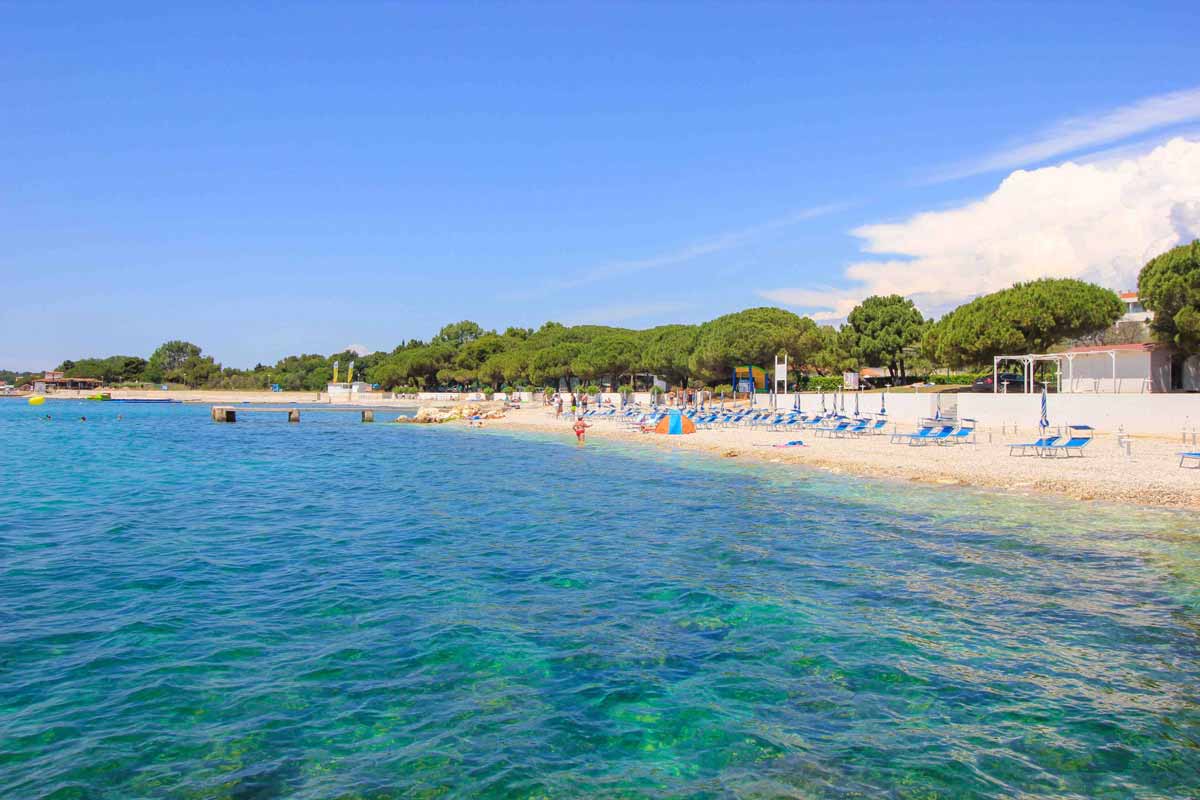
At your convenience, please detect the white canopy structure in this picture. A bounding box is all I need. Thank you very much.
[994,345,1170,393]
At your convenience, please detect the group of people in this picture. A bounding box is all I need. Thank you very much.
[545,391,616,420]
[664,387,712,407]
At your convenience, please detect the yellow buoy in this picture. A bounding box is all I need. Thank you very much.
[28,395,45,406]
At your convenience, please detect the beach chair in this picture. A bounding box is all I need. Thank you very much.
[910,426,956,446]
[840,419,871,438]
[863,418,888,436]
[943,421,976,445]
[1008,435,1058,457]
[813,420,852,438]
[1179,452,1200,468]
[1040,425,1094,458]
[889,425,940,445]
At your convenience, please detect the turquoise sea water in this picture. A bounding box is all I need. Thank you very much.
[2,400,1199,799]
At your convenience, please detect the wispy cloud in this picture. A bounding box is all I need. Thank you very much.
[932,85,1200,182]
[501,203,847,302]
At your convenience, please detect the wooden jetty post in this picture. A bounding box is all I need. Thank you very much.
[361,409,374,423]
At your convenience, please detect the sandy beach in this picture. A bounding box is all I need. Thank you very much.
[481,404,1200,511]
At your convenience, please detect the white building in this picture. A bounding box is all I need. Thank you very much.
[326,381,373,401]
[1061,343,1199,393]
[1118,291,1153,323]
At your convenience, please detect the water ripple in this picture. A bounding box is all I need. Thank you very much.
[1,401,1198,798]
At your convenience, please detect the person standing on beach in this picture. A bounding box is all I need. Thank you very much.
[555,394,563,419]
[570,393,577,417]
[573,416,591,443]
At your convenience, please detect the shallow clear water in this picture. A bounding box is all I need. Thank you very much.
[1,400,1198,799]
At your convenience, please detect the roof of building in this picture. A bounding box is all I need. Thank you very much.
[40,377,103,385]
[1119,291,1138,300]
[1065,343,1164,354]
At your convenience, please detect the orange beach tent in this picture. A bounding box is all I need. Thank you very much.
[655,409,696,435]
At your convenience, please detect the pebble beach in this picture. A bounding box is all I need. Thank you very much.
[485,404,1200,511]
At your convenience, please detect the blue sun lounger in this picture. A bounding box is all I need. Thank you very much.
[890,425,952,445]
[944,420,976,445]
[1180,452,1200,468]
[1040,425,1094,458]
[862,418,889,436]
[813,420,852,438]
[1009,435,1058,456]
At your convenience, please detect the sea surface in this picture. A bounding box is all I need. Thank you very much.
[2,399,1199,799]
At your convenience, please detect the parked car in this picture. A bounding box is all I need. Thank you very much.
[971,373,1045,393]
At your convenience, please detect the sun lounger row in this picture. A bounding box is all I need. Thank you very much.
[888,421,976,446]
[1008,425,1094,457]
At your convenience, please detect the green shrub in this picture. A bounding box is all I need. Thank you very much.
[711,384,733,396]
[585,385,600,394]
[799,375,843,391]
[925,372,983,385]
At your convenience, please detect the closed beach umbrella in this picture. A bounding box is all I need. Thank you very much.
[1040,386,1049,433]
[854,390,859,417]
[820,390,826,414]
[934,393,942,421]
[793,392,801,413]
[880,390,887,416]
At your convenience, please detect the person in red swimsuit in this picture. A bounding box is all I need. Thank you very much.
[573,417,591,443]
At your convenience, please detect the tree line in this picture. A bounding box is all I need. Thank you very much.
[15,240,1197,392]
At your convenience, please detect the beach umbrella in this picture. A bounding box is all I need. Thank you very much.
[1039,386,1049,433]
[854,390,859,417]
[880,390,887,416]
[720,391,725,412]
[793,392,801,413]
[820,390,826,414]
[934,393,942,421]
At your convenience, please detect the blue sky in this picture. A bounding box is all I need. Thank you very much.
[4,2,1200,369]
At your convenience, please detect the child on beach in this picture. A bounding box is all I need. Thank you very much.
[573,417,591,443]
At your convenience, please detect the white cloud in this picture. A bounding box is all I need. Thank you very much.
[933,86,1200,181]
[341,343,369,356]
[763,137,1200,321]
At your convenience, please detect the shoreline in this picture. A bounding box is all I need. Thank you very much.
[475,405,1200,512]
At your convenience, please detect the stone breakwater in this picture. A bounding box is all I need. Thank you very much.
[396,402,509,424]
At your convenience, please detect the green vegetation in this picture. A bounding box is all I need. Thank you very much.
[843,295,927,381]
[689,307,822,382]
[1138,239,1200,354]
[922,279,1123,367]
[23,268,1147,392]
